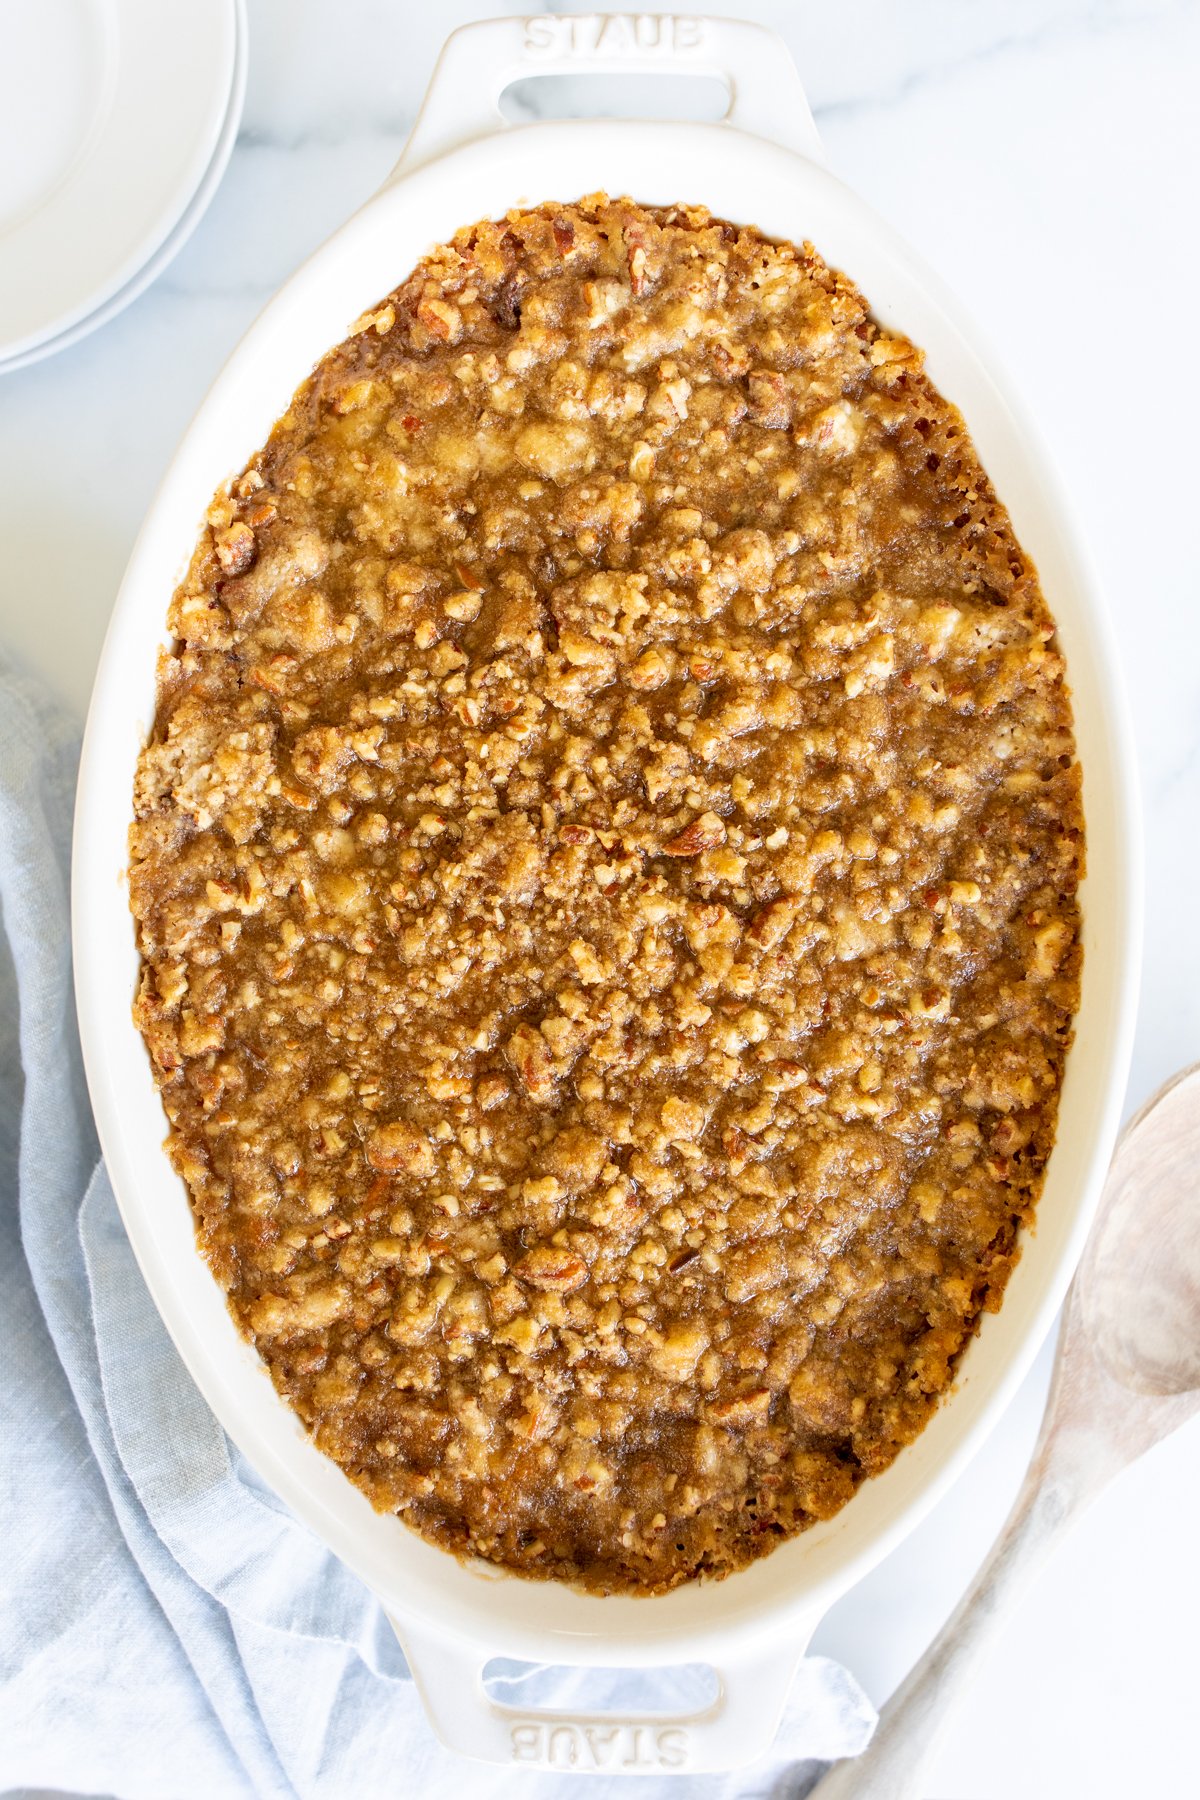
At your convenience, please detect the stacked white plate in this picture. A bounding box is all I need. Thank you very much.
[0,0,246,375]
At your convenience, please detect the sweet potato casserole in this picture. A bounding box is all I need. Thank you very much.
[129,195,1083,1594]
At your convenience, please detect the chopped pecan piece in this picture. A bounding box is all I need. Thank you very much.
[746,369,791,428]
[746,895,800,951]
[662,811,727,857]
[365,1121,435,1179]
[505,1022,557,1101]
[514,1245,588,1292]
[214,521,256,575]
[710,1387,772,1424]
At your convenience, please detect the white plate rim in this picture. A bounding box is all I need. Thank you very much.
[0,0,247,378]
[0,0,239,362]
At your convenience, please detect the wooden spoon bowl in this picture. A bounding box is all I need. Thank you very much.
[1080,1065,1200,1397]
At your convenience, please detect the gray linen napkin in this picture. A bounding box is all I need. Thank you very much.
[0,658,875,1799]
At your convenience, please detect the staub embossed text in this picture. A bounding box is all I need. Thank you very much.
[523,14,705,58]
[510,1720,690,1769]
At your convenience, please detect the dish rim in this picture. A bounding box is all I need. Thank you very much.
[72,109,1141,1678]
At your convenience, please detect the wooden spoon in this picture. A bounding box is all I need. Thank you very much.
[810,1061,1200,1800]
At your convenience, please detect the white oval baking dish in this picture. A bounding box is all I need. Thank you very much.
[72,13,1142,1776]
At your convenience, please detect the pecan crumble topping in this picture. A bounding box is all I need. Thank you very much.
[129,196,1083,1593]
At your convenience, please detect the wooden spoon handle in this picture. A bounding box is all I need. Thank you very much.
[808,1460,1088,1800]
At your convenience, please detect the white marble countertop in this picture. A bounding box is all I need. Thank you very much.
[3,2,1198,1793]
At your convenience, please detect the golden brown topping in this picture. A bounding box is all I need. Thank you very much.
[130,195,1082,1598]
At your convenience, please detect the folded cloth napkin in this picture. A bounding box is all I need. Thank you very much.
[0,659,876,1800]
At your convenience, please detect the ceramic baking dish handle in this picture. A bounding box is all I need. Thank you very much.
[392,13,824,178]
[392,1620,809,1774]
